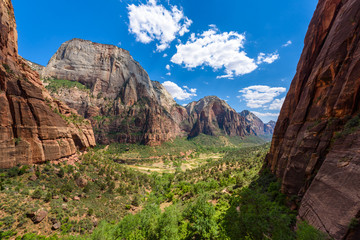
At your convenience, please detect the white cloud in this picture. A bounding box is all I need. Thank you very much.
[183,85,197,93]
[166,72,171,76]
[163,53,168,57]
[171,27,279,79]
[239,85,286,108]
[251,111,280,118]
[162,81,197,100]
[269,97,285,110]
[257,52,279,64]
[282,40,292,47]
[127,0,192,52]
[166,64,171,71]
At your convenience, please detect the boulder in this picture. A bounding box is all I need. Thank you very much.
[75,177,88,188]
[27,209,47,224]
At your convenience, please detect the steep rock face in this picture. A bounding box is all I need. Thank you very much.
[186,96,248,138]
[40,39,188,145]
[266,0,360,239]
[0,0,95,168]
[239,110,275,136]
[264,121,276,135]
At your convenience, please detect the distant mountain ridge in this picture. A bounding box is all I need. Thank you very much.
[185,96,249,138]
[239,110,275,136]
[25,39,275,145]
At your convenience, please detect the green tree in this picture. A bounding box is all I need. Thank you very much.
[186,197,219,239]
[158,205,182,240]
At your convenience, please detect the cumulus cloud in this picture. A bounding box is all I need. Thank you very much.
[239,85,286,108]
[171,27,279,79]
[127,0,192,51]
[269,97,285,110]
[163,81,197,100]
[282,40,292,47]
[166,64,171,71]
[163,53,168,57]
[257,52,279,64]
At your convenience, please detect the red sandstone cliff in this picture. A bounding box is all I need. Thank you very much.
[0,0,95,168]
[186,96,249,138]
[266,0,360,239]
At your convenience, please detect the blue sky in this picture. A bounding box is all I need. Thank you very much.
[13,0,317,123]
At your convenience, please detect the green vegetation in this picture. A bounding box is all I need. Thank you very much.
[60,113,86,125]
[2,63,13,74]
[13,137,22,146]
[101,134,266,161]
[43,78,89,93]
[296,221,328,240]
[335,114,360,139]
[0,136,327,239]
[51,106,86,125]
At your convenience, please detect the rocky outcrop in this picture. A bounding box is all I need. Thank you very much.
[239,110,275,136]
[39,39,188,145]
[0,0,95,168]
[186,96,249,138]
[266,0,360,239]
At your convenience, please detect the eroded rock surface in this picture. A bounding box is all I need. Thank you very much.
[0,0,95,168]
[39,39,188,145]
[186,96,249,138]
[266,0,360,239]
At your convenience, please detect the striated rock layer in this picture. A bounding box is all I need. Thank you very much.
[0,0,95,168]
[186,96,249,138]
[40,39,188,145]
[266,0,360,239]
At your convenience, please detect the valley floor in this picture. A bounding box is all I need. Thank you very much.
[0,135,326,239]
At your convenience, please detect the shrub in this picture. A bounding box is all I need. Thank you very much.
[60,183,73,195]
[349,218,359,230]
[296,221,328,240]
[87,208,94,216]
[132,194,141,207]
[32,189,43,199]
[7,166,20,177]
[44,192,52,203]
[57,168,65,178]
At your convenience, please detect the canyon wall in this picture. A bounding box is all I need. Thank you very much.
[0,0,95,168]
[266,0,360,239]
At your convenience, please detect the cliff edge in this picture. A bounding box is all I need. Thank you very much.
[0,0,95,168]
